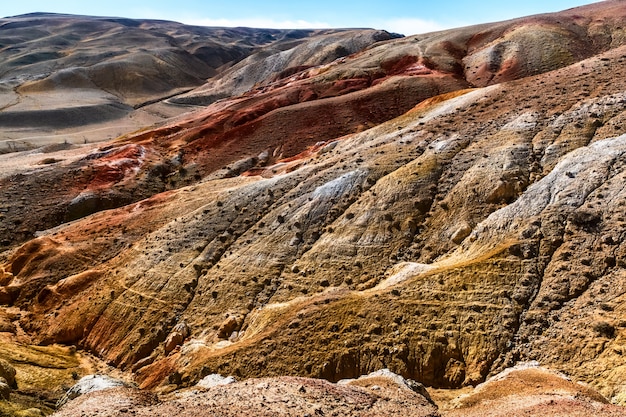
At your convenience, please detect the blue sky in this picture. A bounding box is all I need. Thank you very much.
[2,1,602,35]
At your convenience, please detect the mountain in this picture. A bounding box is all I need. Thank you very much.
[2,1,626,415]
[0,13,395,151]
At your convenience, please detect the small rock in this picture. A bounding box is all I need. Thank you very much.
[0,318,16,334]
[168,371,182,385]
[164,332,185,355]
[339,368,434,403]
[217,315,239,339]
[319,141,338,154]
[0,266,13,286]
[165,321,191,354]
[0,288,14,305]
[155,383,179,395]
[451,222,472,244]
[486,180,517,203]
[601,234,615,245]
[444,359,466,386]
[257,150,270,164]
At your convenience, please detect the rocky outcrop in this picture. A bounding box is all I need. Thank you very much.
[57,375,131,408]
[0,359,17,389]
[53,372,439,417]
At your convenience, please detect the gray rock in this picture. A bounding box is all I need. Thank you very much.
[57,374,130,408]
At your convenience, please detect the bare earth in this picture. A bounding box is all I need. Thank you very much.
[2,2,626,416]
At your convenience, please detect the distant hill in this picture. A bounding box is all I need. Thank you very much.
[0,13,395,149]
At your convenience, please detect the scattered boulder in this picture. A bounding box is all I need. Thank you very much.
[164,321,190,355]
[451,222,472,244]
[216,315,240,340]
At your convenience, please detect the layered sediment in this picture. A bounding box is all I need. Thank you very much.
[1,1,626,415]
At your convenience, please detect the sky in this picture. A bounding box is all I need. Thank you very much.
[2,1,603,36]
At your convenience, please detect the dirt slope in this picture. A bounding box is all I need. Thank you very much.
[2,1,626,415]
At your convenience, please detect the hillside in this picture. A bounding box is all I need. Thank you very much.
[0,13,394,151]
[2,1,626,415]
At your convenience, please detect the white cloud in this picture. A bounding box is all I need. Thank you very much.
[173,17,332,29]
